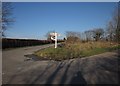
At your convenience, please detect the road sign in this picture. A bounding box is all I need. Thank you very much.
[50,32,60,48]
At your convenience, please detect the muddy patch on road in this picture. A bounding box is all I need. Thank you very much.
[24,54,50,61]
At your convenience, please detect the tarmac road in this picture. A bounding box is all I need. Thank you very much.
[2,44,119,84]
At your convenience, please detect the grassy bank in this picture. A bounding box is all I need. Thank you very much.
[34,42,120,61]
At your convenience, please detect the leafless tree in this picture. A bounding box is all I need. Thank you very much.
[114,5,120,43]
[66,31,81,43]
[45,31,55,40]
[80,32,86,41]
[92,28,104,41]
[106,6,120,42]
[107,21,116,41]
[84,30,94,41]
[1,2,14,37]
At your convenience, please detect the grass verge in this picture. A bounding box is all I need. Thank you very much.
[34,42,120,61]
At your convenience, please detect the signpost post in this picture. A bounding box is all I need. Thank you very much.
[50,32,60,48]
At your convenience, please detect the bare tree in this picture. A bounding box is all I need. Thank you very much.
[106,6,120,42]
[1,2,14,37]
[66,31,81,43]
[45,31,55,40]
[80,32,86,42]
[84,31,89,41]
[107,21,116,41]
[84,30,94,41]
[117,7,120,43]
[115,5,120,43]
[93,28,104,41]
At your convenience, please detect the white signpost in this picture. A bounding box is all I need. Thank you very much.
[50,32,60,48]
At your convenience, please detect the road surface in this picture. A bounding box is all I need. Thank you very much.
[2,44,119,84]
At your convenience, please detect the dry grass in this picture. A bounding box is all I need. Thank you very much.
[34,41,119,61]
